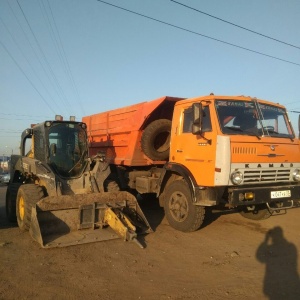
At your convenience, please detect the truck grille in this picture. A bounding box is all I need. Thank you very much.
[233,146,257,155]
[243,169,291,183]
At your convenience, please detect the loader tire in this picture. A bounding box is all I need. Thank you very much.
[239,204,271,220]
[16,184,45,231]
[164,180,205,232]
[141,119,171,161]
[6,183,22,222]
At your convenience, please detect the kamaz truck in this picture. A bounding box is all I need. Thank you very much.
[83,94,300,232]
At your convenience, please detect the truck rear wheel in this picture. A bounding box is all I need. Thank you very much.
[164,180,205,232]
[141,119,171,161]
[16,184,45,231]
[239,204,271,220]
[6,183,22,222]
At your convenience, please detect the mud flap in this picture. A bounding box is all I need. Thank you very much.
[29,192,152,248]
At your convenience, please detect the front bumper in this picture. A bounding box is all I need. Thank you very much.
[228,183,300,207]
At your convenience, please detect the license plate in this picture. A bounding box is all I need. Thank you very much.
[271,190,291,199]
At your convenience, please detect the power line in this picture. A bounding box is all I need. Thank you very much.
[0,130,24,133]
[5,0,69,114]
[43,0,85,115]
[0,13,65,114]
[284,100,300,105]
[170,0,300,50]
[6,0,83,116]
[0,117,45,122]
[0,39,56,114]
[96,0,300,67]
[16,0,73,112]
[0,112,52,118]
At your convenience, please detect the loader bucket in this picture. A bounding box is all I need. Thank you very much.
[29,191,152,248]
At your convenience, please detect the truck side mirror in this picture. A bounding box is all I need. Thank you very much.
[192,103,203,135]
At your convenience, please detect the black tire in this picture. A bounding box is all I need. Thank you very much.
[6,183,22,222]
[16,184,45,231]
[164,180,205,232]
[239,204,271,220]
[141,119,172,161]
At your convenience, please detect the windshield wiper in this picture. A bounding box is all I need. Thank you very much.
[224,126,243,132]
[224,126,262,139]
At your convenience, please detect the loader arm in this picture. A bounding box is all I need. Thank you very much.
[104,207,144,248]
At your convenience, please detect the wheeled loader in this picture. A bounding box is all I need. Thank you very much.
[5,116,151,248]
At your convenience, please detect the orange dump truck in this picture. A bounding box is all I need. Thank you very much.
[83,94,300,232]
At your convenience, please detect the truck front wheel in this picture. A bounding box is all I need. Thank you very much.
[16,184,45,231]
[164,180,205,232]
[238,204,271,220]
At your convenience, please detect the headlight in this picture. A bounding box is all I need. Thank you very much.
[293,169,300,181]
[231,171,243,185]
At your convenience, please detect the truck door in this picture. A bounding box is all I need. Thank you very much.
[170,104,216,187]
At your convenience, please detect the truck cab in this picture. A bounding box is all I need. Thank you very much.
[169,95,300,210]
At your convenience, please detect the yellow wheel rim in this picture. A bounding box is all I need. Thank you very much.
[19,196,25,221]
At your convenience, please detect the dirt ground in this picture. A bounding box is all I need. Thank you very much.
[1,184,300,300]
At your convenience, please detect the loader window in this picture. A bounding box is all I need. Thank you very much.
[33,128,45,161]
[48,123,88,177]
[25,138,33,158]
[183,106,211,133]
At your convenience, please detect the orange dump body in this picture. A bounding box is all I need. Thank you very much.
[82,96,184,166]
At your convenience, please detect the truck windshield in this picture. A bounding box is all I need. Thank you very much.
[48,123,88,177]
[215,100,294,138]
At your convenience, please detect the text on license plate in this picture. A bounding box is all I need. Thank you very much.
[271,190,291,199]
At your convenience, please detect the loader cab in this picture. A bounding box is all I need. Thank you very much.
[21,120,89,178]
[47,121,89,178]
[20,121,88,178]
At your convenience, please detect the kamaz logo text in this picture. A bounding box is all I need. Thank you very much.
[245,163,294,168]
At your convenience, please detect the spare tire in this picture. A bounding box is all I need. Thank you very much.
[141,119,172,161]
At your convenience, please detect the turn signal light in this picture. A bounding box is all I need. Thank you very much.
[239,192,255,201]
[244,192,254,200]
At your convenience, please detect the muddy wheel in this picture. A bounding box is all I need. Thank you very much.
[141,119,171,161]
[164,180,205,232]
[239,204,271,220]
[16,184,45,231]
[6,183,22,222]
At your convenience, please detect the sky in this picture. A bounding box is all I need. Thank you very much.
[0,0,300,155]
